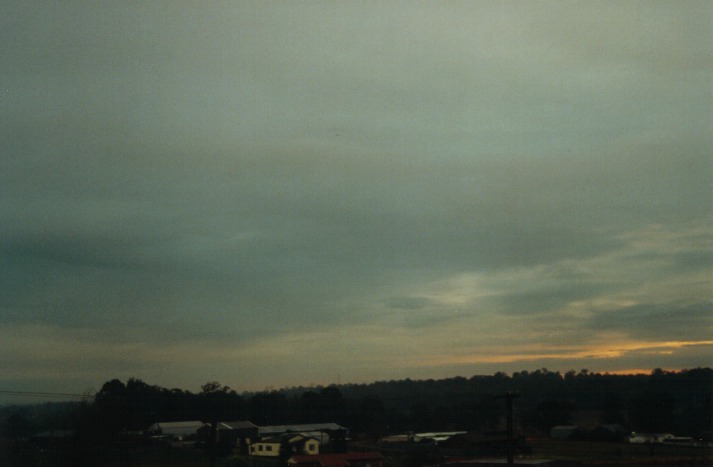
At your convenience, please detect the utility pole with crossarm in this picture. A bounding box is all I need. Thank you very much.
[495,391,520,465]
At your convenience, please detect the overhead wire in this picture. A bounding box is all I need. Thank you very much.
[0,389,94,399]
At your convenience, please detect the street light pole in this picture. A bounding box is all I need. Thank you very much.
[495,391,519,465]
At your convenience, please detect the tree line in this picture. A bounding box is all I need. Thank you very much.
[2,368,711,443]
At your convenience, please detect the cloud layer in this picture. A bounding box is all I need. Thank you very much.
[1,1,711,395]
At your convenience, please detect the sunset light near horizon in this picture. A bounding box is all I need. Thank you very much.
[1,1,711,397]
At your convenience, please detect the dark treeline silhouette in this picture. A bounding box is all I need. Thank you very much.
[1,368,711,447]
[329,367,712,437]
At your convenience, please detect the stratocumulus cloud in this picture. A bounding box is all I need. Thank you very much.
[1,1,711,394]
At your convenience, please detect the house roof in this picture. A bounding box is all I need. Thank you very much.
[223,420,259,430]
[151,421,203,429]
[415,431,467,443]
[198,422,236,431]
[147,421,204,435]
[259,423,346,435]
[257,434,318,445]
[288,451,383,467]
[197,420,260,432]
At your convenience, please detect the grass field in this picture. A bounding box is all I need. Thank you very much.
[3,438,711,466]
[523,437,713,465]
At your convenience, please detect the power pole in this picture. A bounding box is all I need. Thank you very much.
[208,420,217,467]
[495,391,519,465]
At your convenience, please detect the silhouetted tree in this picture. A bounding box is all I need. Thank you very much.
[200,381,244,422]
[247,391,288,425]
[357,395,386,438]
[298,391,321,423]
[531,400,575,432]
[94,379,129,434]
[628,392,676,433]
[600,393,625,425]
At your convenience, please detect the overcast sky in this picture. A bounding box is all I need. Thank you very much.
[1,1,711,398]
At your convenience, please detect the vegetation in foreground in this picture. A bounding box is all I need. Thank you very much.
[0,368,711,466]
[525,437,711,465]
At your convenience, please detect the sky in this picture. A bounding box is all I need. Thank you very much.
[1,1,711,399]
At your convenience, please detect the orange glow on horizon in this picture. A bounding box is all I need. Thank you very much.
[417,340,713,367]
[604,368,671,375]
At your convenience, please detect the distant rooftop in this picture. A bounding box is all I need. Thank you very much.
[259,423,346,434]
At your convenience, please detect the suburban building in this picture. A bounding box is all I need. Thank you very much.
[628,432,674,444]
[250,434,319,457]
[197,420,259,452]
[258,423,348,445]
[413,432,467,444]
[145,421,203,440]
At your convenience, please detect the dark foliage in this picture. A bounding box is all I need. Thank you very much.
[1,367,710,448]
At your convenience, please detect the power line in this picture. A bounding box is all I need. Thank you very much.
[0,389,94,399]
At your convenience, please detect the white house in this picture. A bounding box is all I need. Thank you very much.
[257,423,347,446]
[628,432,674,444]
[249,434,319,457]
